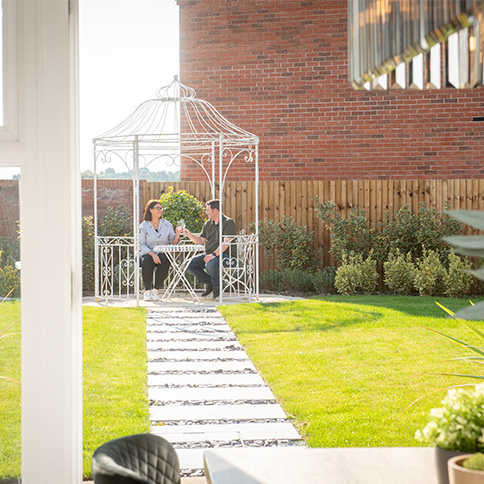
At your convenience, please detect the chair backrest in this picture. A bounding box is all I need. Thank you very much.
[92,433,180,484]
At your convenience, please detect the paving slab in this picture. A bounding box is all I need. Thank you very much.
[148,373,266,386]
[153,422,301,442]
[148,332,236,342]
[153,430,242,444]
[147,324,233,333]
[175,448,205,471]
[150,404,287,422]
[149,386,276,402]
[147,341,242,351]
[148,360,256,372]
[148,350,248,361]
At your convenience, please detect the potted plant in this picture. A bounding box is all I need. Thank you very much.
[448,453,484,484]
[415,384,484,484]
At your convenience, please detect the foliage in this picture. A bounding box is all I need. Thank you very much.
[314,200,378,263]
[383,250,415,295]
[219,295,482,448]
[312,267,337,294]
[159,187,206,233]
[359,253,379,294]
[463,452,484,471]
[415,384,484,452]
[443,210,484,320]
[261,267,336,294]
[0,263,20,298]
[445,253,473,297]
[314,200,461,265]
[334,253,378,295]
[0,235,20,298]
[82,216,95,293]
[98,205,133,237]
[380,202,461,263]
[413,249,447,296]
[334,254,362,295]
[256,216,318,272]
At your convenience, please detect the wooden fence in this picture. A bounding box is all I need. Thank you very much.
[143,180,484,273]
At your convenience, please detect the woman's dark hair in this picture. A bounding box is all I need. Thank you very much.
[143,199,162,221]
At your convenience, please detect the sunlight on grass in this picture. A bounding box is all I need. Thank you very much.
[219,295,484,448]
[83,306,149,477]
[0,304,149,480]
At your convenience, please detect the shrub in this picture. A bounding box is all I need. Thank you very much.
[82,216,95,293]
[255,216,318,272]
[314,200,378,263]
[334,254,362,295]
[0,262,20,297]
[98,206,133,237]
[334,253,378,295]
[159,187,207,233]
[380,202,461,263]
[0,236,20,298]
[383,250,415,295]
[413,249,447,296]
[282,269,315,293]
[444,252,473,297]
[359,253,379,294]
[312,267,337,294]
[260,270,284,292]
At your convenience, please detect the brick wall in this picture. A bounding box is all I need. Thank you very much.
[0,179,143,242]
[177,0,484,181]
[81,179,142,218]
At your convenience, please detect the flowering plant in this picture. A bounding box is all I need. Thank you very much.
[415,384,484,452]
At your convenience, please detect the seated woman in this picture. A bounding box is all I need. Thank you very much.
[139,199,181,301]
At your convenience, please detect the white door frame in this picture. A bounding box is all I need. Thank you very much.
[0,1,82,483]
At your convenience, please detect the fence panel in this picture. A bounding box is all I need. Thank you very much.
[143,180,484,274]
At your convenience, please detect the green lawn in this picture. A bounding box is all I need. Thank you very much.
[219,295,484,448]
[0,304,149,480]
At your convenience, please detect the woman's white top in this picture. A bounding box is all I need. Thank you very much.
[139,219,175,255]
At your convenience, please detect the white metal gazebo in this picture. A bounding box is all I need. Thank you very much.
[93,76,260,304]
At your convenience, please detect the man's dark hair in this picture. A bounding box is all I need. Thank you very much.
[206,199,220,211]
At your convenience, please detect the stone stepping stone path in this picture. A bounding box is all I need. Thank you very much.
[146,307,302,477]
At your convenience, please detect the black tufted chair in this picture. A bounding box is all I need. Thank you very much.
[91,433,181,484]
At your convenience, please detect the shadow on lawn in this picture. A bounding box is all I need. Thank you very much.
[242,300,383,333]
[311,294,484,320]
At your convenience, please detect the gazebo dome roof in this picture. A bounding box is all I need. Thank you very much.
[93,76,259,149]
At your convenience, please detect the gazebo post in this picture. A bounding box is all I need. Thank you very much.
[133,136,140,306]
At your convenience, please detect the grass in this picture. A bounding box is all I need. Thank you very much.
[219,295,484,448]
[0,303,149,480]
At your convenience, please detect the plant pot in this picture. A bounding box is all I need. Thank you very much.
[436,447,470,484]
[448,455,484,484]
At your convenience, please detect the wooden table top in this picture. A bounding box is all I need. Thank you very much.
[203,447,438,484]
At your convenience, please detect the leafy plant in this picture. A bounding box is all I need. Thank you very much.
[334,254,362,295]
[445,253,473,297]
[98,205,133,237]
[443,210,484,320]
[314,200,378,263]
[413,249,447,296]
[82,216,95,293]
[415,384,484,452]
[159,187,206,233]
[334,253,378,295]
[463,452,484,471]
[383,250,415,295]
[312,267,337,294]
[255,216,318,272]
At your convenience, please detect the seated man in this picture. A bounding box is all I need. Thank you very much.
[183,199,236,299]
